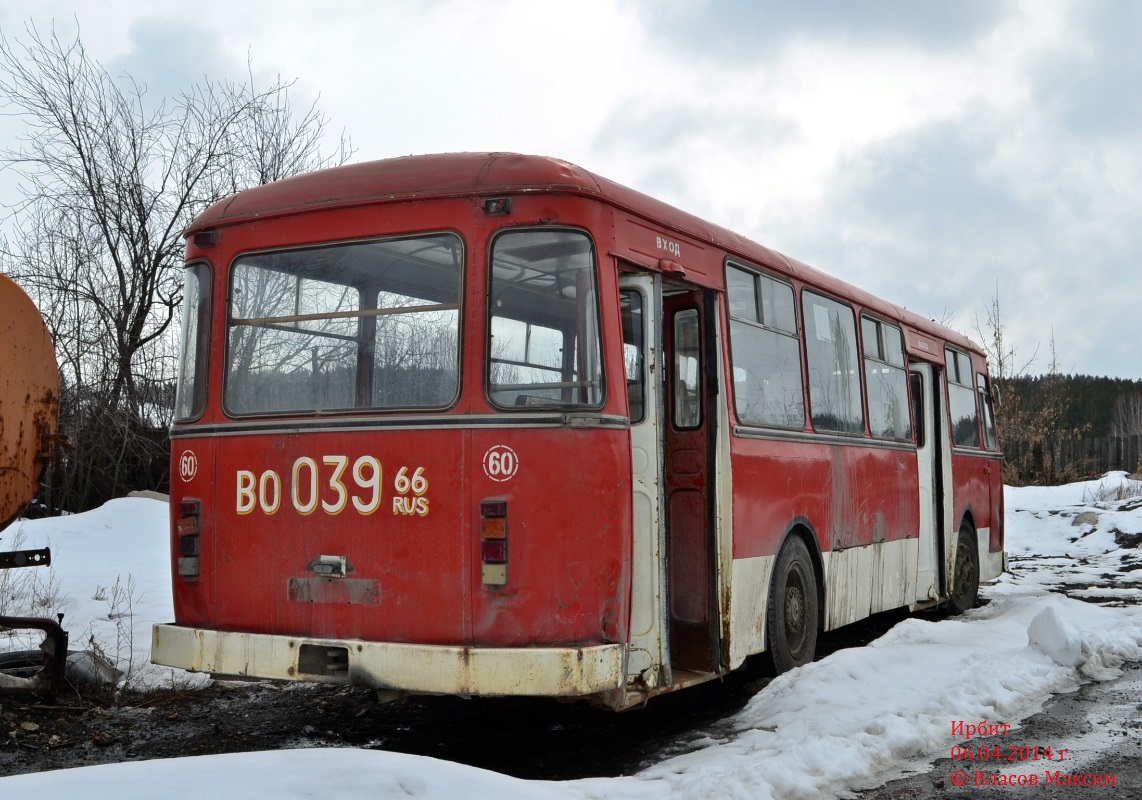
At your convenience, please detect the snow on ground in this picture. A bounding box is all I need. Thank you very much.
[3,473,1142,799]
[0,497,201,690]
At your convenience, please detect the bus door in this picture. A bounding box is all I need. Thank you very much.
[662,285,719,675]
[910,362,949,604]
[619,273,668,688]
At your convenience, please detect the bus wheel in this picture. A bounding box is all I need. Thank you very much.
[948,526,979,615]
[767,536,819,673]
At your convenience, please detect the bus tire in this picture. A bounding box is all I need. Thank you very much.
[947,526,979,615]
[767,536,819,673]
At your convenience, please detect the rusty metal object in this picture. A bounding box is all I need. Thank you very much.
[1,273,66,697]
[0,614,69,696]
[0,272,60,531]
[1,548,69,697]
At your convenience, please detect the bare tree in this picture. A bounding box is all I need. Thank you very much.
[976,289,1088,484]
[223,62,352,190]
[0,24,351,510]
[1110,392,1142,438]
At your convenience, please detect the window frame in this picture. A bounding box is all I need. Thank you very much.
[620,287,647,424]
[724,260,805,431]
[484,226,606,412]
[859,313,913,442]
[174,260,213,422]
[671,305,703,430]
[977,372,999,451]
[222,231,466,418]
[801,288,865,436]
[945,346,982,449]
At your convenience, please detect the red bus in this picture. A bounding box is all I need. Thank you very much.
[152,153,1005,709]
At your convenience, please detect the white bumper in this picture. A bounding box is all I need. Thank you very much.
[151,624,626,698]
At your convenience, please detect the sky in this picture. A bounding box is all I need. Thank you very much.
[0,0,1139,379]
[3,474,1142,797]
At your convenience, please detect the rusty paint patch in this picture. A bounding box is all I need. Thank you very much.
[286,577,381,605]
[873,511,888,544]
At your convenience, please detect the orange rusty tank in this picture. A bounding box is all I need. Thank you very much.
[0,273,59,531]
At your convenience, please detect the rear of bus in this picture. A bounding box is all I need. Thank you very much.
[152,156,634,706]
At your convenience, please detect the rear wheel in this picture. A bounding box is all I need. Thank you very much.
[767,536,819,673]
[947,526,979,615]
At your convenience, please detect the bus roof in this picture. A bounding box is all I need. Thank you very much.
[187,152,983,357]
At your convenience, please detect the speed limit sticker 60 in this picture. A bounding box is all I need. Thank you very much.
[483,445,518,482]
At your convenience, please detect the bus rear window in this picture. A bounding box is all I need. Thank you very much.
[225,233,462,415]
[487,229,603,409]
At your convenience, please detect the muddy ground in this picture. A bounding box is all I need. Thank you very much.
[0,609,913,781]
[1,675,753,781]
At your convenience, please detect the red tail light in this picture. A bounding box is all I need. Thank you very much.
[481,539,507,563]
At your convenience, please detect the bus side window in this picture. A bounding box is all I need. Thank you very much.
[945,348,981,447]
[672,308,701,429]
[175,262,211,421]
[977,373,998,450]
[621,290,645,423]
[910,371,925,447]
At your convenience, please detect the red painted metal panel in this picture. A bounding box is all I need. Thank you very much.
[729,436,921,560]
[467,427,631,647]
[949,451,992,534]
[170,426,631,648]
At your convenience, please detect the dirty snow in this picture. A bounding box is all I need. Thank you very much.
[2,473,1142,799]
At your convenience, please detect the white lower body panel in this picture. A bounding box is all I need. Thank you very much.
[977,526,1005,582]
[151,624,626,698]
[726,555,775,669]
[821,537,920,630]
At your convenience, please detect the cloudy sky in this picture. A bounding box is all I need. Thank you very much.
[1,0,1138,379]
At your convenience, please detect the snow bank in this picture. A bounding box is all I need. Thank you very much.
[1027,603,1086,667]
[572,594,1142,800]
[0,748,580,800]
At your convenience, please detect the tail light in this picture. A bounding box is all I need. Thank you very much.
[177,499,201,579]
[480,499,508,586]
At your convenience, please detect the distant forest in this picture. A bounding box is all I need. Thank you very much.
[996,374,1142,484]
[1001,375,1142,437]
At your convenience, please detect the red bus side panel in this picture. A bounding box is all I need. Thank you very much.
[729,437,920,560]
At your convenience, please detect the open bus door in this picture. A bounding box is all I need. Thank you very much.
[662,287,720,675]
[620,274,721,690]
[621,270,717,693]
[620,273,668,689]
[910,361,952,606]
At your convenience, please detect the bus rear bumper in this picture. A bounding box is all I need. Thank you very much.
[151,624,626,698]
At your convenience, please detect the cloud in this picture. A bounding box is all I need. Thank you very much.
[107,18,245,102]
[590,97,801,208]
[831,117,1035,272]
[1030,0,1142,140]
[636,0,1012,56]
